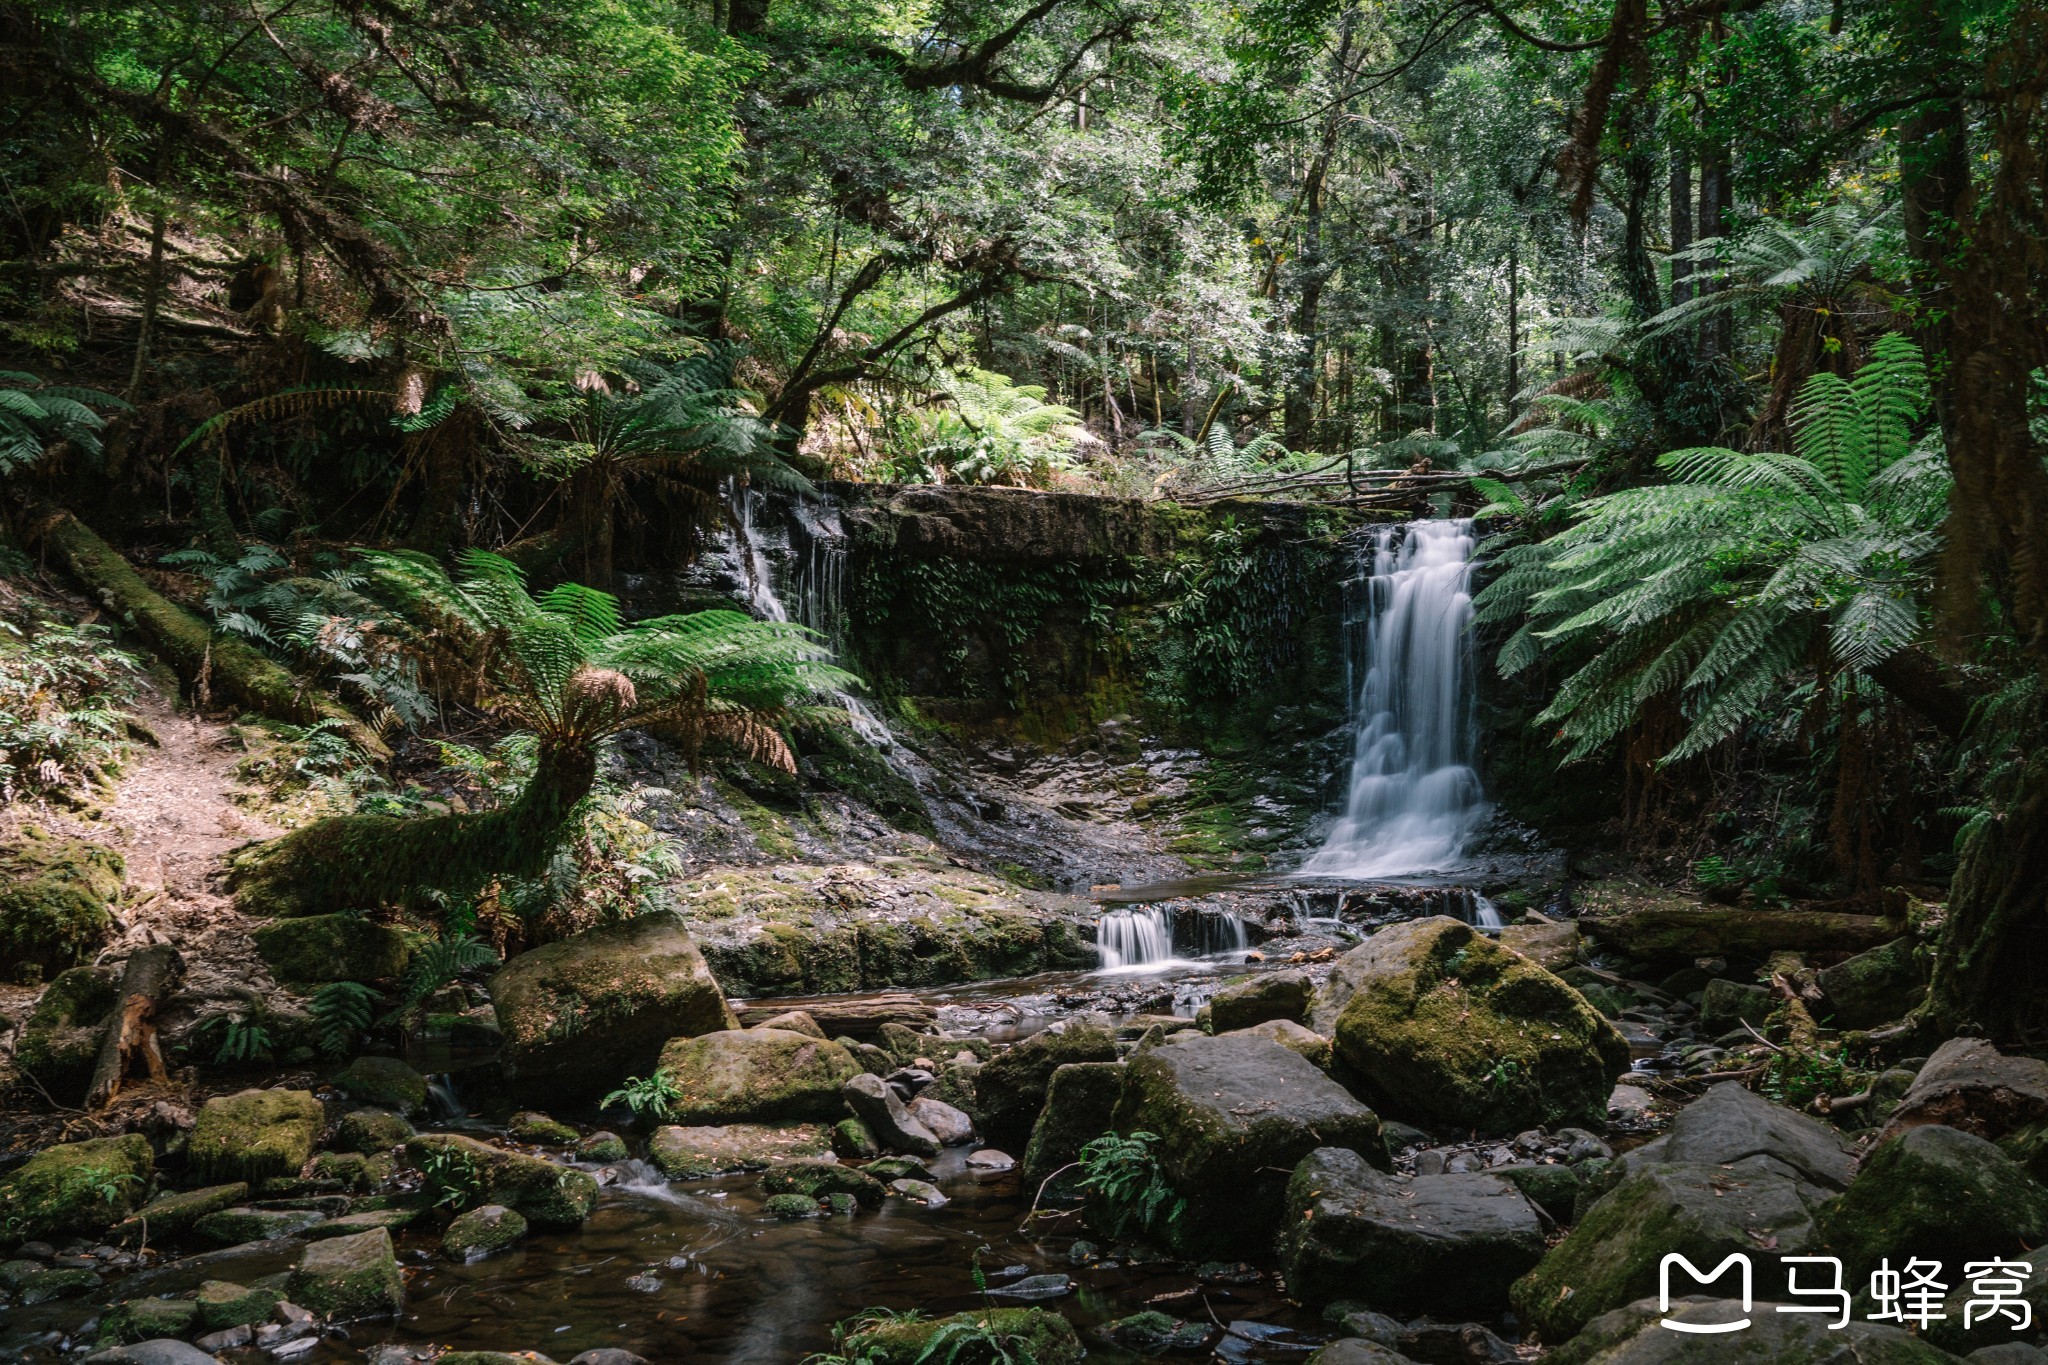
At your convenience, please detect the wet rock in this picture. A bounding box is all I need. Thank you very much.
[647,1122,830,1179]
[307,1208,418,1239]
[250,913,412,983]
[1607,1081,1654,1122]
[1498,919,1583,971]
[194,1206,326,1243]
[1821,1125,2048,1280]
[1323,917,1630,1135]
[830,1117,880,1160]
[568,1352,651,1365]
[1558,1126,1613,1163]
[1281,1147,1546,1316]
[286,1226,404,1319]
[973,1020,1119,1147]
[1100,1310,1213,1354]
[988,1273,1073,1300]
[1305,1339,1419,1364]
[404,1134,598,1227]
[907,1096,975,1145]
[509,1112,580,1145]
[0,1133,152,1239]
[576,1131,629,1163]
[334,1108,414,1154]
[1219,1018,1331,1069]
[888,1178,948,1207]
[885,1067,936,1100]
[1113,1033,1384,1256]
[842,1306,1081,1365]
[657,1028,861,1124]
[1697,979,1771,1033]
[842,1073,942,1158]
[966,1149,1015,1171]
[862,1156,936,1182]
[1206,970,1312,1032]
[489,910,737,1101]
[1394,1321,1521,1364]
[332,1055,428,1116]
[755,1009,825,1037]
[763,1192,825,1217]
[194,1278,280,1330]
[193,1325,253,1352]
[16,1264,97,1302]
[1541,1297,1959,1362]
[98,1295,202,1344]
[190,1089,324,1186]
[1492,1162,1583,1222]
[762,1159,888,1209]
[443,1204,527,1261]
[1877,1037,2048,1150]
[81,1342,225,1365]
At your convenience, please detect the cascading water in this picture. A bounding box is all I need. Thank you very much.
[1305,520,1488,878]
[1095,904,1247,968]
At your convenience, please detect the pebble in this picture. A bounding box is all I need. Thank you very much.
[626,1273,663,1294]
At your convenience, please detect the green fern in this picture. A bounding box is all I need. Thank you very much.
[310,981,380,1056]
[386,932,497,1023]
[0,371,127,473]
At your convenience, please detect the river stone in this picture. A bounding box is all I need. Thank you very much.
[443,1204,527,1260]
[1697,979,1772,1033]
[1113,1033,1385,1256]
[194,1206,326,1243]
[190,1088,324,1185]
[99,1296,202,1344]
[657,1028,861,1124]
[755,1009,826,1038]
[1325,917,1630,1135]
[1815,936,1923,1028]
[332,1055,428,1116]
[1280,1146,1546,1316]
[509,1112,580,1145]
[404,1134,597,1227]
[1877,1037,2048,1150]
[761,1159,889,1209]
[1541,1297,1962,1362]
[194,1278,280,1330]
[250,913,412,983]
[1307,1343,1423,1365]
[1207,969,1312,1032]
[81,1343,227,1365]
[576,1131,628,1162]
[0,1133,152,1238]
[489,910,737,1100]
[567,1354,651,1365]
[307,1208,419,1240]
[974,1019,1120,1146]
[1619,1080,1855,1189]
[831,1117,880,1160]
[842,1073,942,1158]
[1219,1018,1332,1069]
[1820,1124,2048,1281]
[907,1095,975,1145]
[18,1265,97,1303]
[335,1108,415,1153]
[864,1156,936,1182]
[1021,1061,1123,1188]
[890,1178,948,1207]
[286,1226,403,1319]
[647,1123,830,1178]
[116,1183,248,1241]
[1099,1311,1214,1354]
[843,1307,1082,1365]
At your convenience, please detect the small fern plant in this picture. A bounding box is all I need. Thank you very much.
[310,981,381,1056]
[1477,333,1948,766]
[1076,1130,1185,1242]
[602,1072,682,1123]
[0,372,126,473]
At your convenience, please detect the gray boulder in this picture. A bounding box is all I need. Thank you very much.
[1821,1124,2048,1280]
[1206,970,1311,1032]
[1877,1038,2048,1150]
[1021,1061,1122,1188]
[656,1028,861,1124]
[1816,936,1924,1029]
[842,1073,942,1158]
[1542,1297,1961,1362]
[1619,1079,1855,1189]
[973,1020,1118,1147]
[906,1096,974,1146]
[286,1225,404,1319]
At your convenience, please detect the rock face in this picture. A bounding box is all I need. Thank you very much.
[189,1089,325,1185]
[443,1204,528,1260]
[249,913,412,982]
[1021,1061,1124,1187]
[1280,1146,1545,1317]
[842,1073,942,1158]
[287,1226,405,1319]
[647,1123,830,1179]
[1206,970,1311,1033]
[404,1134,598,1227]
[842,1306,1083,1365]
[0,1133,152,1238]
[657,1028,861,1124]
[489,911,737,1099]
[333,1055,428,1115]
[1113,1034,1384,1256]
[1543,1298,1961,1363]
[1512,1083,1856,1342]
[1324,917,1629,1134]
[1875,1037,2048,1149]
[974,1020,1120,1146]
[0,829,123,982]
[1821,1125,2048,1279]
[1221,1018,1331,1069]
[1816,936,1923,1028]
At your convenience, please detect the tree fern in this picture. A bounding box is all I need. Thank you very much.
[0,372,127,473]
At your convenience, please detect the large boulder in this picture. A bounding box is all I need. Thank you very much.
[0,829,123,983]
[842,1073,942,1158]
[249,913,412,982]
[1816,936,1923,1029]
[332,1055,428,1115]
[1543,1297,1961,1363]
[1926,1243,2048,1354]
[761,1159,889,1209]
[656,1028,861,1124]
[1324,917,1630,1134]
[842,1308,1082,1365]
[973,1020,1119,1146]
[404,1134,597,1227]
[1875,1037,2048,1149]
[1021,1061,1123,1187]
[1206,970,1312,1033]
[1112,1033,1384,1256]
[286,1226,404,1319]
[0,1133,152,1238]
[1821,1125,2048,1280]
[1512,1084,1855,1342]
[647,1123,831,1179]
[490,911,737,1100]
[15,966,118,1102]
[189,1088,325,1185]
[1222,1018,1332,1069]
[1280,1146,1545,1317]
[443,1204,527,1261]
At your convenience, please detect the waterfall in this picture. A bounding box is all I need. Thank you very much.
[1095,905,1247,968]
[1305,520,1488,878]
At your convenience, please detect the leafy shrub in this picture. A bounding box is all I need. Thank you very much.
[0,616,140,805]
[1076,1130,1184,1241]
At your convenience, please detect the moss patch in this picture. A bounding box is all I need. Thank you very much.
[0,828,123,983]
[0,1133,152,1238]
[844,1307,1083,1365]
[250,913,413,982]
[189,1088,325,1185]
[16,964,118,1100]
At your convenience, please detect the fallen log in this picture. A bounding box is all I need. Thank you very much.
[1577,904,1898,960]
[737,992,937,1037]
[25,505,388,758]
[87,943,181,1109]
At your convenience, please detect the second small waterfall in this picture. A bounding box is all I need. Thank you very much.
[1305,520,1488,878]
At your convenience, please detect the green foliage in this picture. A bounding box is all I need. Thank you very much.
[386,933,496,1025]
[420,1144,485,1211]
[1760,1047,1861,1109]
[914,1318,1043,1365]
[889,370,1085,487]
[0,371,126,473]
[194,1008,276,1066]
[602,1072,682,1123]
[309,980,380,1057]
[1076,1130,1185,1241]
[0,615,139,805]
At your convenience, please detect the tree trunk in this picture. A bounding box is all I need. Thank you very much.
[126,206,167,400]
[1926,749,2048,1040]
[87,944,180,1109]
[1669,145,1693,306]
[26,506,388,757]
[1695,142,1730,365]
[1505,239,1520,412]
[405,409,473,554]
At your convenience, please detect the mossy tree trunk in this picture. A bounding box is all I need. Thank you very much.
[1925,749,2048,1040]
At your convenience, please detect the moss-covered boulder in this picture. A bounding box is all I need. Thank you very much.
[307,1207,418,1239]
[1206,970,1311,1033]
[1113,1033,1384,1256]
[404,1133,598,1227]
[974,1020,1120,1147]
[1816,936,1924,1029]
[843,1308,1083,1365]
[1327,917,1629,1134]
[576,1131,628,1162]
[1221,1018,1332,1069]
[195,1278,281,1330]
[250,913,412,983]
[760,1158,889,1209]
[1698,978,1772,1033]
[655,1028,860,1125]
[115,1182,248,1241]
[444,1203,528,1260]
[309,1150,395,1191]
[0,829,123,983]
[98,1294,202,1344]
[332,1055,428,1115]
[1020,1061,1123,1188]
[754,1009,825,1038]
[831,1117,880,1160]
[15,965,118,1101]
[647,1123,831,1179]
[189,1088,325,1185]
[194,1206,328,1242]
[334,1108,415,1153]
[1543,1297,1961,1363]
[489,910,737,1100]
[287,1225,404,1319]
[0,1133,152,1238]
[509,1112,580,1145]
[1497,920,1582,971]
[1821,1125,2048,1281]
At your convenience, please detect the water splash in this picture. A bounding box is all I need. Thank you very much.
[1305,520,1488,878]
[1095,905,1247,968]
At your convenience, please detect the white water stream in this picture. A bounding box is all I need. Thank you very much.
[1304,519,1488,878]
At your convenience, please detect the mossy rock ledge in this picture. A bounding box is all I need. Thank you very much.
[488,909,737,1101]
[1323,915,1630,1135]
[250,913,413,983]
[0,829,124,984]
[0,1133,153,1239]
[188,1088,326,1185]
[404,1133,598,1227]
[655,1028,862,1125]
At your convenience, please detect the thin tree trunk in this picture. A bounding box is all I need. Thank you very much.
[1669,146,1694,306]
[127,207,167,400]
[1506,239,1520,411]
[87,945,180,1109]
